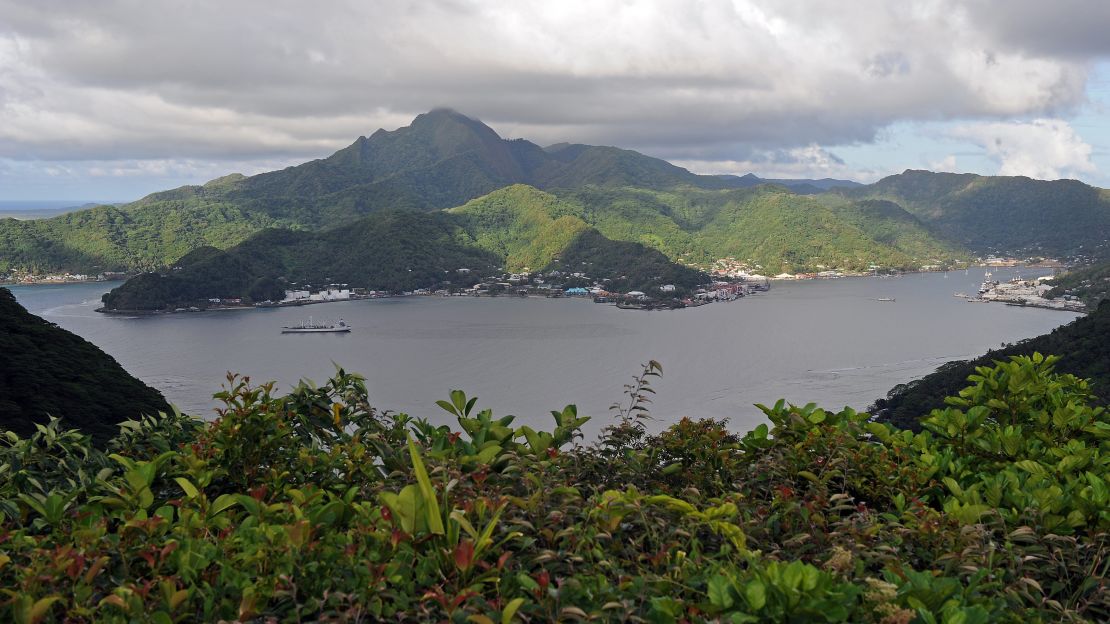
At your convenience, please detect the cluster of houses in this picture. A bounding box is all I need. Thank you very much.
[977,276,1087,312]
[456,269,607,297]
[280,287,354,303]
[1,270,128,285]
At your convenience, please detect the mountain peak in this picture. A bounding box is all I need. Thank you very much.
[417,107,470,121]
[409,108,499,138]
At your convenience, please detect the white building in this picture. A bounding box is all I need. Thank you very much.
[283,290,311,302]
[309,288,351,301]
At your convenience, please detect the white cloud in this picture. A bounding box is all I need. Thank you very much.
[929,155,958,172]
[0,0,1106,194]
[675,144,892,182]
[950,119,1096,180]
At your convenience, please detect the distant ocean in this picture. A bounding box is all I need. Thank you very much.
[0,200,123,220]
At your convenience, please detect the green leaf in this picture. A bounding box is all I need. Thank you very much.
[516,573,539,592]
[744,580,766,610]
[174,477,200,499]
[408,435,445,535]
[501,597,526,624]
[30,596,61,623]
[707,575,734,609]
[209,494,242,518]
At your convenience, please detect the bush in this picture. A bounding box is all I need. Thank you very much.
[0,357,1107,622]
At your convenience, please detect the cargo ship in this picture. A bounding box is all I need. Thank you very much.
[281,318,350,333]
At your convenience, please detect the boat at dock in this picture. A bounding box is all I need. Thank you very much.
[281,318,350,333]
[978,271,998,294]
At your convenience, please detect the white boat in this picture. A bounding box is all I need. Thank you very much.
[876,297,896,302]
[977,271,998,294]
[281,317,351,333]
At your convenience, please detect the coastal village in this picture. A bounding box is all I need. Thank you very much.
[959,272,1087,312]
[5,255,1090,315]
[253,266,772,313]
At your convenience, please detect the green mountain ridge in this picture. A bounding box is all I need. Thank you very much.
[553,185,966,272]
[841,169,1110,260]
[100,199,709,311]
[100,211,503,311]
[4,110,1106,284]
[0,288,171,444]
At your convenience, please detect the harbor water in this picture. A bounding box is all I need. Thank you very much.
[9,267,1079,438]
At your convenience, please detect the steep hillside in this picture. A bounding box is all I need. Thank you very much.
[551,229,707,293]
[449,185,590,271]
[449,184,966,275]
[100,211,504,311]
[8,112,1102,278]
[561,186,967,272]
[872,299,1110,430]
[102,188,714,311]
[0,288,171,444]
[1045,259,1110,308]
[844,170,1110,259]
[0,198,278,274]
[449,185,707,290]
[0,110,882,275]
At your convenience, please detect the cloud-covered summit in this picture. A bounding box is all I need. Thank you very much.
[0,0,1107,198]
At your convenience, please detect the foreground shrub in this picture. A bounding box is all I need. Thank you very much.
[0,356,1107,622]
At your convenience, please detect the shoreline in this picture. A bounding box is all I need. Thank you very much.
[55,262,1077,317]
[2,278,123,287]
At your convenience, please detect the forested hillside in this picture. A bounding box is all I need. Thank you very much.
[0,288,170,444]
[100,211,504,311]
[844,170,1110,260]
[450,184,966,274]
[5,112,1106,282]
[100,203,707,311]
[104,177,970,311]
[1046,259,1110,308]
[872,299,1110,430]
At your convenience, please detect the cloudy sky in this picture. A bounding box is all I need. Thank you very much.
[2,0,1110,201]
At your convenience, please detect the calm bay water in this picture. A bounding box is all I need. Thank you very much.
[9,267,1079,437]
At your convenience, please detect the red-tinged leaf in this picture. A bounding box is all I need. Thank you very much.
[99,594,127,612]
[497,551,512,570]
[83,556,109,585]
[454,540,475,572]
[159,542,179,565]
[31,596,61,623]
[66,553,84,579]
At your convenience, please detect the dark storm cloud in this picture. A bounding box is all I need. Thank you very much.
[0,0,1105,170]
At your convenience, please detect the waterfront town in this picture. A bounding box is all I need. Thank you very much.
[161,266,772,314]
[6,255,1089,315]
[961,273,1087,312]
